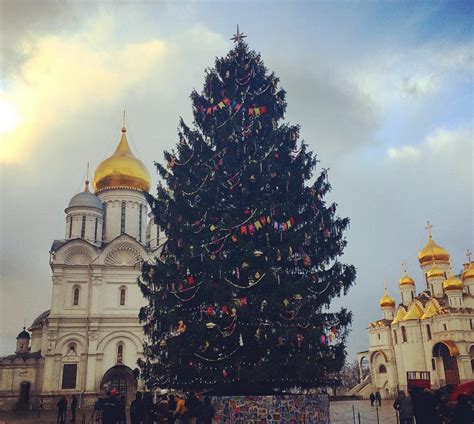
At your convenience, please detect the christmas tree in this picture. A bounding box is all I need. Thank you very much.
[138,28,356,394]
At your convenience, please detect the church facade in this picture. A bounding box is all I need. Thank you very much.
[355,229,474,399]
[0,127,162,411]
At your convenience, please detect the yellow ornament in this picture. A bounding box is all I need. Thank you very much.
[178,320,186,333]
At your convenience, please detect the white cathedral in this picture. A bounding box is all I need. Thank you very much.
[0,127,164,411]
[351,229,474,399]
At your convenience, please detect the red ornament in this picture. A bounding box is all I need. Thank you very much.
[187,275,195,285]
[231,235,238,242]
[239,297,248,306]
[222,369,228,377]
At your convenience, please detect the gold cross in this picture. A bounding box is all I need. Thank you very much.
[425,221,433,238]
[383,280,388,292]
[466,249,472,263]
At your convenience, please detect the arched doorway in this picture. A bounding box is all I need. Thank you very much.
[19,381,30,405]
[101,365,137,404]
[433,342,460,386]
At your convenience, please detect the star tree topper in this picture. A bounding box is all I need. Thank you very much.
[231,25,247,43]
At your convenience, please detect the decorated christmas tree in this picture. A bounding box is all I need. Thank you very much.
[138,28,356,394]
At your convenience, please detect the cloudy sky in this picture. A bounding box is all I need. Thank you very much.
[0,1,472,358]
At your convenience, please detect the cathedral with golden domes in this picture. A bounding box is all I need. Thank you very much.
[0,127,164,411]
[353,225,474,399]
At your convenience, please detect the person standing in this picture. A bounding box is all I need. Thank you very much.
[70,394,78,423]
[393,391,414,424]
[102,389,119,424]
[453,394,473,424]
[57,396,68,424]
[167,394,177,424]
[369,392,375,406]
[118,394,127,424]
[130,391,145,424]
[173,394,187,423]
[198,396,215,424]
[185,392,199,424]
[375,391,382,406]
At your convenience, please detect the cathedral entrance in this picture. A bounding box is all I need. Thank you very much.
[101,365,137,404]
[19,381,30,405]
[433,342,460,386]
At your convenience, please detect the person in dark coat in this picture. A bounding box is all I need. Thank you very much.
[393,391,414,424]
[375,391,382,406]
[57,396,68,424]
[167,394,177,423]
[198,396,215,424]
[453,394,473,424]
[369,392,375,406]
[70,394,78,423]
[102,389,119,424]
[185,392,200,424]
[130,391,145,424]
[118,395,127,424]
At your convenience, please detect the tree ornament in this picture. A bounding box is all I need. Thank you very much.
[178,320,186,334]
[303,255,311,267]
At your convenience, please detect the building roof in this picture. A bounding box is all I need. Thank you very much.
[1,351,42,362]
[67,182,103,210]
[31,309,50,327]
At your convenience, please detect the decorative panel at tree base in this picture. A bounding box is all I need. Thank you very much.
[211,394,329,423]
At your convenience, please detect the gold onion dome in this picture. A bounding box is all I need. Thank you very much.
[380,292,396,308]
[443,274,463,291]
[462,263,474,281]
[399,274,415,286]
[94,128,151,193]
[427,266,445,279]
[418,236,450,265]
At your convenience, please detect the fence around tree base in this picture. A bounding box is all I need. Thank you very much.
[211,394,329,423]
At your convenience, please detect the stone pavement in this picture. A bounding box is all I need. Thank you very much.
[0,400,399,423]
[330,399,399,424]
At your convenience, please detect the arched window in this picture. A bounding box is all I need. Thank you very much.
[117,344,123,364]
[138,204,143,242]
[120,202,126,234]
[426,324,432,340]
[102,203,107,240]
[81,216,86,239]
[94,217,98,243]
[73,286,80,306]
[393,330,398,344]
[401,326,407,343]
[119,287,126,306]
[379,364,387,374]
[69,217,73,238]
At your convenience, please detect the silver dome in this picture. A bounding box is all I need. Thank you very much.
[68,190,103,210]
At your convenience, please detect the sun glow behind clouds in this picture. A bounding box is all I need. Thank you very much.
[0,15,168,164]
[0,100,21,133]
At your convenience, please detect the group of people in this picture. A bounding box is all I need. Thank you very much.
[56,394,78,424]
[97,389,215,424]
[392,387,473,424]
[369,391,382,406]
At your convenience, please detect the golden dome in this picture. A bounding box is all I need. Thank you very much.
[380,292,396,308]
[418,237,450,265]
[399,274,415,286]
[427,266,445,279]
[462,263,474,281]
[94,128,151,193]
[443,275,463,291]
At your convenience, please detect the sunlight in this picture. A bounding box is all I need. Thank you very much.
[0,101,21,133]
